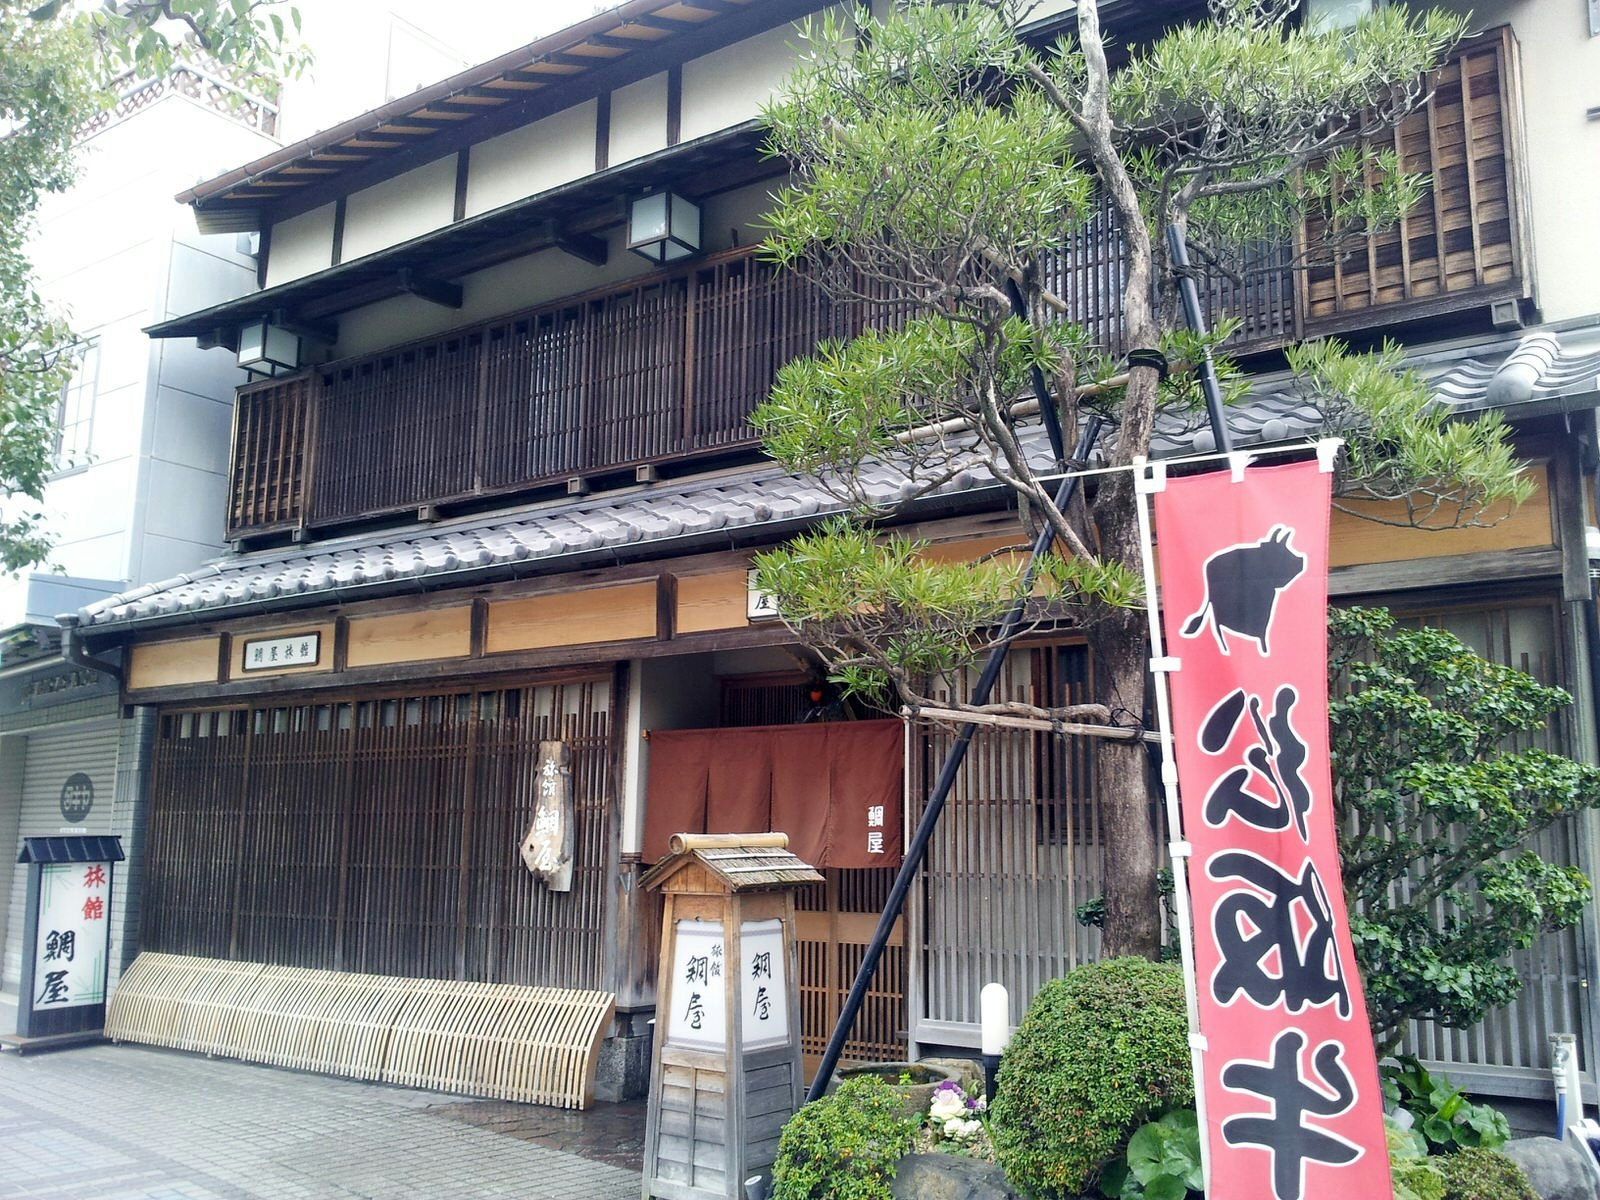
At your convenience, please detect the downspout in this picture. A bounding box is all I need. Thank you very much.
[1583,444,1600,762]
[56,614,122,684]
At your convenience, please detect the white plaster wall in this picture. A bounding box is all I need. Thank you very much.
[680,22,802,144]
[1414,0,1600,324]
[330,176,783,358]
[1019,0,1074,26]
[342,153,458,262]
[263,203,336,287]
[609,73,669,167]
[465,99,598,218]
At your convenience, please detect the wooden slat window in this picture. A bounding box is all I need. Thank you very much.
[229,375,312,534]
[1300,28,1525,331]
[142,677,615,990]
[913,647,1106,1030]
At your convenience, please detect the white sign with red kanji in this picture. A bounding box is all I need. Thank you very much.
[30,861,113,1010]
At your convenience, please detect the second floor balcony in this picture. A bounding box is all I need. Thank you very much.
[225,29,1529,544]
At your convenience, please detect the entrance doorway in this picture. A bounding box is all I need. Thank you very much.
[719,673,906,1075]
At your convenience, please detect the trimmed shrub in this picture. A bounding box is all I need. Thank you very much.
[988,958,1194,1198]
[1437,1148,1539,1200]
[1388,1117,1446,1200]
[771,1076,919,1200]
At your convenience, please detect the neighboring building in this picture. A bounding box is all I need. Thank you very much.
[53,0,1600,1105]
[0,66,281,1035]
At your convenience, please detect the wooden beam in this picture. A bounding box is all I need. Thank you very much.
[397,269,464,309]
[453,148,470,222]
[666,65,682,147]
[632,13,698,34]
[330,197,347,266]
[555,232,609,267]
[594,90,611,173]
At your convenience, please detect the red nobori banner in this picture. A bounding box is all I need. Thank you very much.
[1153,458,1391,1200]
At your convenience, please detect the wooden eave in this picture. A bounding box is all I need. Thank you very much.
[180,0,828,234]
[640,845,823,893]
[146,122,773,345]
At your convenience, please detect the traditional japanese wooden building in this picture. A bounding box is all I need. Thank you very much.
[46,0,1600,1102]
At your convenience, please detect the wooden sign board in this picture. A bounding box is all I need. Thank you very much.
[240,631,321,671]
[520,740,575,891]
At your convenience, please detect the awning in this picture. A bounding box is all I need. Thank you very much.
[643,720,905,869]
[19,836,125,864]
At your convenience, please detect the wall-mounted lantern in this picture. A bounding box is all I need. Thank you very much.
[627,189,702,264]
[236,318,302,377]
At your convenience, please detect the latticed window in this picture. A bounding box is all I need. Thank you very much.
[55,338,98,469]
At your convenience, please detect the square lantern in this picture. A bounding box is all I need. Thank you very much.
[236,319,302,377]
[628,190,702,263]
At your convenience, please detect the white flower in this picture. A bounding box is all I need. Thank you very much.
[943,1117,967,1138]
[959,1119,983,1140]
[929,1091,967,1123]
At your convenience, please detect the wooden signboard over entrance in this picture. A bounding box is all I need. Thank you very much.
[520,740,575,891]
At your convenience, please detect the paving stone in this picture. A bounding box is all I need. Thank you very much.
[0,1043,643,1199]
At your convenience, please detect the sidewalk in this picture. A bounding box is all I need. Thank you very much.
[0,1042,645,1199]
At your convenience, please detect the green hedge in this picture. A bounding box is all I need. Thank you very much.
[1437,1148,1539,1200]
[770,1076,919,1200]
[989,958,1194,1198]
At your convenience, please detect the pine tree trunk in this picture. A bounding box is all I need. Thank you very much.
[1085,324,1166,959]
[1089,593,1162,959]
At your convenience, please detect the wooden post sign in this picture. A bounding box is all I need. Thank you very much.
[640,833,822,1200]
[521,740,575,891]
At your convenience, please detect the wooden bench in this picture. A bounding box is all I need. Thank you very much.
[105,952,615,1109]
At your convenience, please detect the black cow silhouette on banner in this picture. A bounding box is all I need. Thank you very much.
[1180,525,1305,656]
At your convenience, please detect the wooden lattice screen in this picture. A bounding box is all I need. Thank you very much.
[1300,26,1527,330]
[229,373,313,536]
[142,677,615,990]
[912,645,1110,1034]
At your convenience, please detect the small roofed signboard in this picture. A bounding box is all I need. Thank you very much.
[640,834,820,1200]
[14,836,124,1042]
[520,740,574,890]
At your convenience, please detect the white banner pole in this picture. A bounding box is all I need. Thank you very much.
[1133,455,1211,1192]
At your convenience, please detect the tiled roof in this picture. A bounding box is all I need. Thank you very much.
[71,326,1600,633]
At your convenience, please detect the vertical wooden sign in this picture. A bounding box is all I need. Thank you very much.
[520,740,574,891]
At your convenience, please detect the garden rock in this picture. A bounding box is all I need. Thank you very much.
[1503,1137,1599,1200]
[890,1153,1020,1200]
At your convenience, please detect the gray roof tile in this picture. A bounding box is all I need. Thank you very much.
[72,326,1600,632]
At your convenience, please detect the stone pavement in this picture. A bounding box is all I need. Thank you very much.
[0,1042,646,1199]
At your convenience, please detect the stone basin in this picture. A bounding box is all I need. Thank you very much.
[825,1060,966,1118]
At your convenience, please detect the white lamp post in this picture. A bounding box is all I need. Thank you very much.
[980,981,1010,1104]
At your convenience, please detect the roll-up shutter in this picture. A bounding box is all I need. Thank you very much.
[1,721,119,1012]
